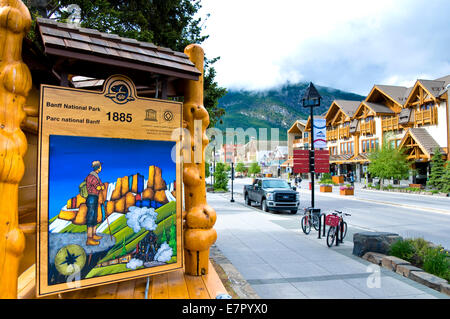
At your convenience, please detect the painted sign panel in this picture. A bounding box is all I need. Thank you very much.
[312,118,327,149]
[37,75,183,297]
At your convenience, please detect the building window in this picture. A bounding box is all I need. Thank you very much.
[362,138,379,153]
[390,138,401,149]
[339,141,354,154]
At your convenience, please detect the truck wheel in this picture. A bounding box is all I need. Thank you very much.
[290,210,297,214]
[261,199,269,212]
[245,193,251,206]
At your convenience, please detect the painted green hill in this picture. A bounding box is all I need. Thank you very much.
[215,82,365,140]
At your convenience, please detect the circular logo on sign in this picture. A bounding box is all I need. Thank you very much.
[54,244,86,276]
[105,80,135,104]
[163,110,174,121]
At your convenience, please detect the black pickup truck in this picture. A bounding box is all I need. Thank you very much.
[243,178,300,214]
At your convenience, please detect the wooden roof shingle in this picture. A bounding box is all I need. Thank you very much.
[36,18,201,81]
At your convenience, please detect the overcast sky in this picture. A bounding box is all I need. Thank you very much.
[198,0,450,96]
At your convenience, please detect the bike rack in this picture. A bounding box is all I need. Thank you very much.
[304,207,322,238]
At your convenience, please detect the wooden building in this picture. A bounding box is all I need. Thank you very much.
[1,1,224,299]
[288,75,449,184]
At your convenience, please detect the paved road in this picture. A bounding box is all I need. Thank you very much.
[228,177,450,249]
[209,192,448,299]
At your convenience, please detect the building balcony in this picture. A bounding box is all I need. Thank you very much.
[382,117,399,132]
[338,126,350,139]
[415,107,438,126]
[360,120,375,135]
[326,128,338,141]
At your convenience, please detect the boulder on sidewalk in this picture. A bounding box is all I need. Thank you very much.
[352,232,402,257]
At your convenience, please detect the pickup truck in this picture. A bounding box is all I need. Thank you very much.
[243,178,300,214]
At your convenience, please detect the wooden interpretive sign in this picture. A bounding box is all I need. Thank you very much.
[37,75,183,297]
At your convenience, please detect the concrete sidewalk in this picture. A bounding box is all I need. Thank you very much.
[209,192,449,299]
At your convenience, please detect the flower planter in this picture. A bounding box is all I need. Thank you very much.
[320,185,332,193]
[340,189,354,196]
[332,176,344,184]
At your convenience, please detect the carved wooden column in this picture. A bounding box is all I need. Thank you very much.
[0,0,32,298]
[182,44,217,276]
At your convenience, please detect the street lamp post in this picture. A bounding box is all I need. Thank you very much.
[301,82,322,209]
[230,161,235,202]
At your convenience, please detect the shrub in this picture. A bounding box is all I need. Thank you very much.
[320,178,335,185]
[213,162,229,191]
[386,184,394,190]
[389,239,416,262]
[422,247,450,281]
[406,187,421,192]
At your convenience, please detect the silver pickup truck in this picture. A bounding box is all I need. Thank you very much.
[243,178,300,214]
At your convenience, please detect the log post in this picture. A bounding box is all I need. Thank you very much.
[0,0,32,298]
[182,44,217,276]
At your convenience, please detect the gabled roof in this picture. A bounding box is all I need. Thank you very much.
[288,120,307,134]
[404,75,450,106]
[362,102,396,115]
[353,101,395,118]
[324,100,361,125]
[399,128,445,158]
[333,100,361,118]
[374,85,410,106]
[36,18,201,81]
[417,79,447,98]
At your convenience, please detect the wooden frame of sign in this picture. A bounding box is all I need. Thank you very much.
[37,75,183,297]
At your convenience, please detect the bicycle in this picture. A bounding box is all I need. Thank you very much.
[301,207,321,234]
[325,210,351,247]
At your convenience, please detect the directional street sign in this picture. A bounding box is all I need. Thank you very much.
[293,149,329,173]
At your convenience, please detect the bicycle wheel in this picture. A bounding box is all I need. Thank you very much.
[327,226,336,247]
[312,214,320,231]
[301,216,311,234]
[341,221,348,240]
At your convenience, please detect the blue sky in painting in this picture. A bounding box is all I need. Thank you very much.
[48,135,176,219]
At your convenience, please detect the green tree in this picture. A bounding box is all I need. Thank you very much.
[168,219,177,255]
[160,222,167,244]
[235,162,246,176]
[428,148,446,190]
[440,161,450,193]
[368,139,410,190]
[213,162,228,191]
[248,162,261,177]
[121,238,127,256]
[205,162,210,179]
[25,0,227,126]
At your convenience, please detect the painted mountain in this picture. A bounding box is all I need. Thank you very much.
[45,135,180,287]
[47,166,178,285]
[215,82,365,140]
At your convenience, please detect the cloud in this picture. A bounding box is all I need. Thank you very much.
[126,206,158,233]
[154,242,173,263]
[126,258,144,270]
[199,0,450,94]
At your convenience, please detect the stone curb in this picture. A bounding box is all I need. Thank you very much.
[361,251,450,296]
[209,244,260,299]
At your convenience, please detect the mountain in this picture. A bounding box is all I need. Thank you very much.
[215,82,365,140]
